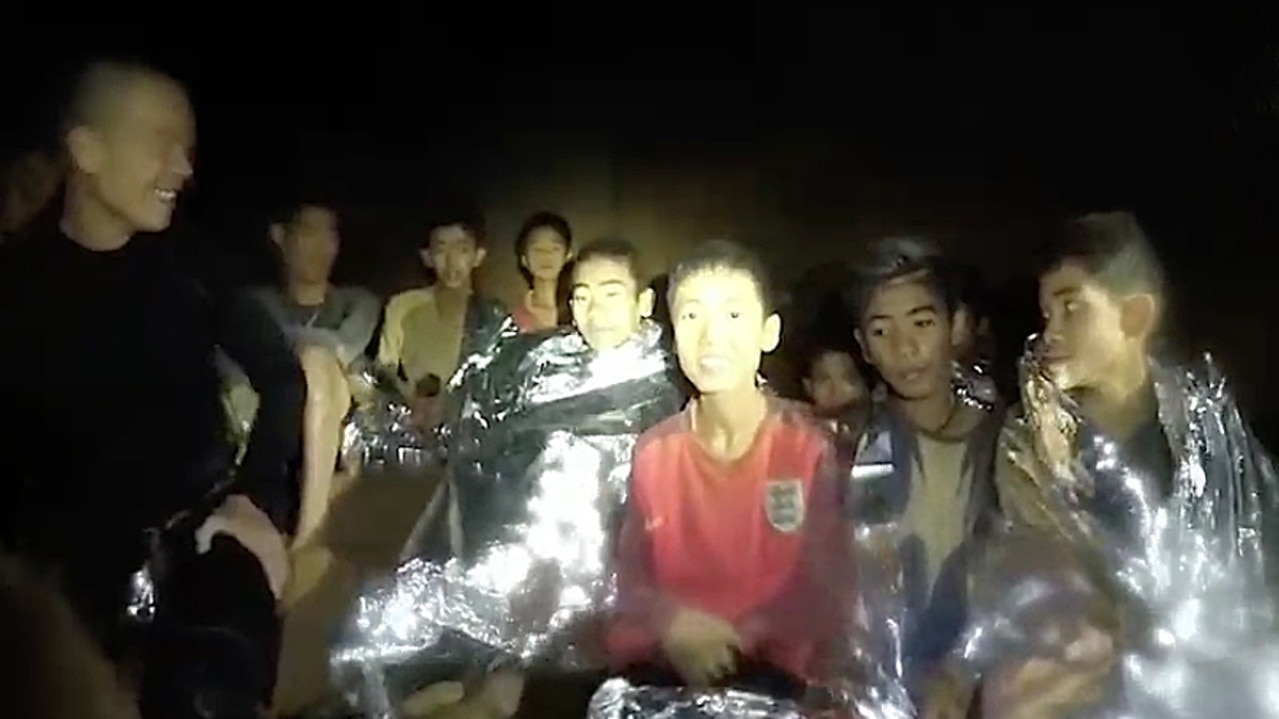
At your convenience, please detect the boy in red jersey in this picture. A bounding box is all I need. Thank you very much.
[607,239,853,696]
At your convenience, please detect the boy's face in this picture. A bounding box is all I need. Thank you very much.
[421,223,485,290]
[856,273,957,401]
[671,267,780,395]
[805,351,867,414]
[569,255,654,351]
[273,205,339,285]
[521,227,571,282]
[1038,260,1145,392]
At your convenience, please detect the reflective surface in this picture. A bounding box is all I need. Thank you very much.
[330,321,682,717]
[956,337,1279,717]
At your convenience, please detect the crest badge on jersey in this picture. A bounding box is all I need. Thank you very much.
[764,479,806,534]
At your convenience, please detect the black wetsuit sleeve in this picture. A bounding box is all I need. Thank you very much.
[215,288,305,532]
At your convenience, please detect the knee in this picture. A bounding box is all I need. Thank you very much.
[296,345,349,414]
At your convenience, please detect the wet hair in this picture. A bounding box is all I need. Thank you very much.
[515,211,573,257]
[846,236,960,326]
[62,59,181,139]
[573,237,645,286]
[0,555,140,719]
[1040,211,1166,298]
[423,207,486,248]
[667,239,775,315]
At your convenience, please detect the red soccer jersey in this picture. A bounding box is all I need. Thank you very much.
[607,398,853,683]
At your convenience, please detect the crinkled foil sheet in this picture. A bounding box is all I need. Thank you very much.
[955,337,1279,717]
[832,363,996,719]
[330,321,681,717]
[342,296,515,479]
[953,359,999,413]
[341,359,439,479]
[585,678,813,719]
[585,677,914,719]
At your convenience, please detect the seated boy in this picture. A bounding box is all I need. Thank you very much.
[942,212,1279,718]
[607,239,852,697]
[333,239,683,719]
[840,238,1003,714]
[377,209,509,428]
[254,198,381,548]
[803,345,869,420]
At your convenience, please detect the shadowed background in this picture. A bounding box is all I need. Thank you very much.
[5,4,1279,431]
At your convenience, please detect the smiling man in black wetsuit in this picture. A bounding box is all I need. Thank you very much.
[0,60,304,719]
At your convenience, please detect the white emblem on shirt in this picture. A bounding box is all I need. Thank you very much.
[764,479,806,534]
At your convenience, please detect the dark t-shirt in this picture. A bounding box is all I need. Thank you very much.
[0,230,304,564]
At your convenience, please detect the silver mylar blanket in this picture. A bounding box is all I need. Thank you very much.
[586,678,811,719]
[340,359,438,478]
[330,320,682,718]
[827,361,999,719]
[341,295,516,479]
[954,337,1279,718]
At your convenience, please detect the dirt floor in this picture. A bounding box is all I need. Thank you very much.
[274,470,438,717]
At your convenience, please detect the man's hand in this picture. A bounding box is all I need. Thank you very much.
[195,494,289,600]
[661,606,741,687]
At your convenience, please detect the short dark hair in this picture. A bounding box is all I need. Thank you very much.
[573,237,645,285]
[515,211,572,257]
[270,192,339,228]
[805,344,860,378]
[667,239,775,315]
[62,59,181,139]
[423,208,485,248]
[846,236,959,325]
[1040,211,1165,298]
